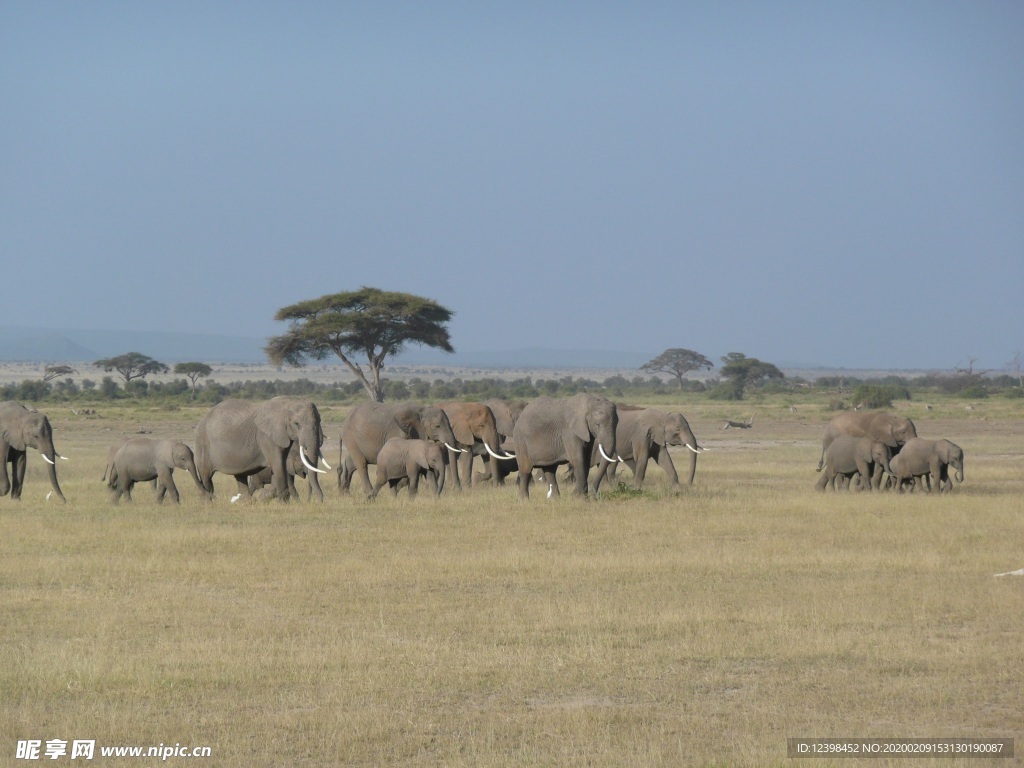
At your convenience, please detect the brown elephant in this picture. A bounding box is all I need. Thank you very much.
[439,401,515,489]
[817,411,916,471]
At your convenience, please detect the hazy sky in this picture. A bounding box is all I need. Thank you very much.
[3,2,1022,370]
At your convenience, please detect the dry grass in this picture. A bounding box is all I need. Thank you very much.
[1,399,1022,766]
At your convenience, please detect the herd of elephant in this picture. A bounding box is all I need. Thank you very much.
[0,396,963,506]
[815,411,965,493]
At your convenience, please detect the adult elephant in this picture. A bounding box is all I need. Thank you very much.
[0,401,67,502]
[439,401,514,489]
[890,437,964,493]
[108,436,206,503]
[194,397,327,502]
[589,407,703,493]
[248,440,323,501]
[817,411,917,471]
[338,402,460,498]
[510,393,617,499]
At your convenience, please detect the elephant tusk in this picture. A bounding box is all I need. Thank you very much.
[300,446,327,474]
[444,442,466,454]
[41,453,56,465]
[319,456,332,470]
[598,444,616,463]
[57,454,69,460]
[616,454,625,462]
[484,442,513,461]
[685,444,701,454]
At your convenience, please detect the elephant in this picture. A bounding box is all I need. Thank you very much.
[472,399,527,485]
[338,402,460,498]
[815,435,892,492]
[371,437,446,498]
[108,437,206,503]
[438,401,515,489]
[509,392,617,499]
[248,440,319,501]
[194,396,328,502]
[0,401,67,502]
[589,407,703,493]
[817,411,917,471]
[889,437,964,493]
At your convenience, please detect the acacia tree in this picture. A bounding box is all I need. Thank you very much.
[174,362,213,400]
[42,365,76,384]
[640,348,714,390]
[93,352,169,388]
[265,287,455,402]
[717,352,784,399]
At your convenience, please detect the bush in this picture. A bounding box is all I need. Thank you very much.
[850,384,910,409]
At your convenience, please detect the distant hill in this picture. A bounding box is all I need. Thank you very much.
[0,326,652,369]
[0,325,267,364]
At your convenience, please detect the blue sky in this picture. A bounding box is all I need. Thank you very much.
[3,2,1022,370]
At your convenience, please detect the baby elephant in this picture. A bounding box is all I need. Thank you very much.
[372,438,446,499]
[889,437,964,493]
[816,435,891,492]
[108,437,207,503]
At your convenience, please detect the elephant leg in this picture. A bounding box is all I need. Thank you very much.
[655,446,683,489]
[351,454,375,498]
[0,445,11,496]
[632,445,652,489]
[11,451,27,499]
[815,472,829,492]
[406,460,421,497]
[457,450,475,488]
[446,448,463,491]
[123,480,135,503]
[516,454,533,499]
[566,444,589,497]
[162,470,180,504]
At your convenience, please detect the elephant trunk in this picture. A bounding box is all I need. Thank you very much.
[685,444,697,485]
[955,461,964,483]
[185,458,210,499]
[435,460,445,496]
[41,439,66,502]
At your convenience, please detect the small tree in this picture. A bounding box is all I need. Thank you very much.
[265,287,455,402]
[174,362,213,400]
[640,348,715,390]
[717,352,784,399]
[93,352,169,390]
[42,365,76,384]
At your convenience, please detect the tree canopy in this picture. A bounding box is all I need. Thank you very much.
[640,348,714,390]
[265,287,455,402]
[717,352,784,399]
[93,352,169,385]
[174,362,213,400]
[42,365,76,384]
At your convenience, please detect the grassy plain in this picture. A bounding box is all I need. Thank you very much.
[2,394,1022,766]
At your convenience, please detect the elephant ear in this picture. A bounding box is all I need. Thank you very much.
[394,412,418,438]
[570,406,591,443]
[451,419,474,446]
[645,414,667,446]
[254,404,292,449]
